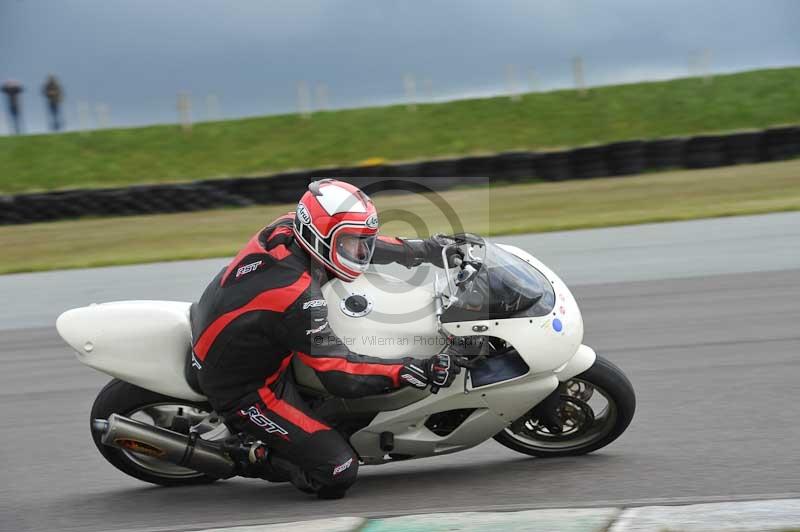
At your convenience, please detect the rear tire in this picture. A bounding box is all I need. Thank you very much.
[493,356,635,457]
[90,379,220,486]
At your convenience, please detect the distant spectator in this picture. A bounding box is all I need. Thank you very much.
[2,79,24,135]
[42,74,64,131]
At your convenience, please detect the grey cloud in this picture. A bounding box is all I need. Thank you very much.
[0,0,797,134]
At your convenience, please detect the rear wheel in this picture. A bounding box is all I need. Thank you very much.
[493,356,635,457]
[90,379,222,486]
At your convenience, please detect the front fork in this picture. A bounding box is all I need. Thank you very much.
[510,383,566,434]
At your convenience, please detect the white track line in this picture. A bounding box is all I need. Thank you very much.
[104,493,800,532]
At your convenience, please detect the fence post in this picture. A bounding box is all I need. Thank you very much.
[573,56,586,96]
[422,78,433,101]
[78,101,90,135]
[702,49,713,85]
[315,83,329,111]
[297,81,311,119]
[177,92,192,131]
[506,64,521,102]
[404,73,417,111]
[206,93,220,121]
[95,103,110,129]
[528,68,537,93]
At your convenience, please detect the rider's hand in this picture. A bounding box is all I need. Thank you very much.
[405,234,463,268]
[425,353,460,388]
[399,354,460,390]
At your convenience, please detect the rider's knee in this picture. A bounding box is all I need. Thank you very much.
[326,449,359,488]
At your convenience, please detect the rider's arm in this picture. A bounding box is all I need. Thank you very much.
[371,235,454,268]
[275,288,418,398]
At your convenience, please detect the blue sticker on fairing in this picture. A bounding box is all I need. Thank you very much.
[552,318,563,332]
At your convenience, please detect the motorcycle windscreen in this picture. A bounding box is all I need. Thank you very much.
[441,241,556,323]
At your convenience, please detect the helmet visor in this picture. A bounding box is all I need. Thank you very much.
[336,234,376,272]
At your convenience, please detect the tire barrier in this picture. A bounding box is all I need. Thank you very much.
[725,131,764,165]
[383,162,421,179]
[455,155,496,178]
[0,183,252,226]
[607,141,646,175]
[493,151,539,182]
[535,151,572,181]
[762,126,800,161]
[418,158,461,178]
[570,146,610,179]
[685,135,727,169]
[2,125,798,226]
[339,174,391,194]
[644,138,686,170]
[267,172,312,203]
[203,177,272,204]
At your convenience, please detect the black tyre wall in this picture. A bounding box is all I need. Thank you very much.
[89,379,218,487]
[493,356,635,458]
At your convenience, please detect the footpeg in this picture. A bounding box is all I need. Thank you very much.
[380,431,394,452]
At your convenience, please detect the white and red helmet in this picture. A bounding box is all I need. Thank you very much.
[293,179,380,281]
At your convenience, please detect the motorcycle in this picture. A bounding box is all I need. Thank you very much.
[56,234,635,488]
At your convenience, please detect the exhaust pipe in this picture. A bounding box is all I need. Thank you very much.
[93,413,236,479]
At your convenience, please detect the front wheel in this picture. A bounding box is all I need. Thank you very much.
[494,356,635,457]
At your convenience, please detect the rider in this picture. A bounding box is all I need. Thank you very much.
[189,179,461,499]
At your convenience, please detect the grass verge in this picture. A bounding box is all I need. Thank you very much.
[1,160,799,274]
[1,67,799,194]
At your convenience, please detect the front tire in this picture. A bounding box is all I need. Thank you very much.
[494,356,635,457]
[90,379,220,486]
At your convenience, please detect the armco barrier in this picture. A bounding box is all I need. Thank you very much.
[1,125,797,225]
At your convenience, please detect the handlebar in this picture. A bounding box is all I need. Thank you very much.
[429,343,489,394]
[441,243,460,303]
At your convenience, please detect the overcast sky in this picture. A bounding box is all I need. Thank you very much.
[1,0,798,135]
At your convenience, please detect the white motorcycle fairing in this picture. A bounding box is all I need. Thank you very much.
[56,301,204,402]
[56,242,596,464]
[324,243,595,462]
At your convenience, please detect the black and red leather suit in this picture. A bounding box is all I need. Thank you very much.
[189,213,441,492]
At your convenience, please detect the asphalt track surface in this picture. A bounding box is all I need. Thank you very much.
[1,213,799,532]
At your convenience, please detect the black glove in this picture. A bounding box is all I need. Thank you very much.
[402,235,462,269]
[399,354,461,391]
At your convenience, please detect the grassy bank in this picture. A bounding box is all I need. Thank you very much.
[1,67,799,194]
[1,160,799,274]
